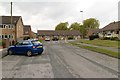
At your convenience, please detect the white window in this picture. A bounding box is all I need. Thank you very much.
[2,35,4,39]
[2,25,6,29]
[8,25,11,29]
[8,25,14,29]
[8,35,10,38]
[25,31,29,34]
[11,25,14,29]
[5,25,9,28]
[0,24,2,29]
[0,35,1,38]
[4,35,8,39]
[8,35,13,39]
[19,26,21,30]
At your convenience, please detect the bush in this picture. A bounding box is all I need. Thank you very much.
[103,37,120,41]
[89,34,99,40]
[89,35,94,40]
[39,39,43,43]
[103,37,111,40]
[110,37,119,41]
[0,41,5,47]
[68,36,74,40]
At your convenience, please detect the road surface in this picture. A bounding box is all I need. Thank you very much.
[1,41,119,78]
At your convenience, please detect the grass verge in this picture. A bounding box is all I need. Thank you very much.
[79,39,119,48]
[69,42,119,59]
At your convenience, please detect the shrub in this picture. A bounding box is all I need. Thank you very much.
[89,34,99,40]
[89,35,94,40]
[39,39,43,43]
[110,37,120,41]
[68,36,74,40]
[103,37,111,40]
[103,37,120,41]
[0,41,5,47]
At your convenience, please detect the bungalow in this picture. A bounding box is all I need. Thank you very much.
[88,21,120,40]
[0,16,24,47]
[99,21,120,39]
[37,30,81,40]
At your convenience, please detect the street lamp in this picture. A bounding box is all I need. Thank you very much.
[80,11,83,39]
[10,2,13,45]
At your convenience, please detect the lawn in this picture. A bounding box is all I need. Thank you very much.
[79,39,119,48]
[69,42,119,58]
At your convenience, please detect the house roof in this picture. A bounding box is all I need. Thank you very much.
[0,16,22,25]
[101,21,120,31]
[37,30,81,36]
[89,29,101,34]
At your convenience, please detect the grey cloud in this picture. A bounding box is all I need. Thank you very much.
[0,0,119,32]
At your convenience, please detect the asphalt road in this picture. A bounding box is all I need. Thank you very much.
[1,40,119,78]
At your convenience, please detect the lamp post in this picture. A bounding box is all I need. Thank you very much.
[80,11,83,39]
[10,2,13,45]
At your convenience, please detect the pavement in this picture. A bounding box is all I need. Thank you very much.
[0,48,7,59]
[1,41,119,78]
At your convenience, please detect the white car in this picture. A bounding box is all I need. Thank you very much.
[45,37,50,41]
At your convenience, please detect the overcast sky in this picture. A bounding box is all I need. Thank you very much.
[0,0,119,32]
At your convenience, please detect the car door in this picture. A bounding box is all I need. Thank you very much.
[14,42,24,54]
[20,41,31,54]
[15,41,31,54]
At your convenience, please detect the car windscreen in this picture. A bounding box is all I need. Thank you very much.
[31,41,41,45]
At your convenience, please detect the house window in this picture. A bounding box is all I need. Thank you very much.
[5,35,8,39]
[8,35,10,38]
[8,25,11,29]
[8,35,13,39]
[116,31,119,34]
[5,25,9,28]
[0,24,2,29]
[25,31,29,34]
[2,25,6,29]
[2,35,4,38]
[0,35,1,39]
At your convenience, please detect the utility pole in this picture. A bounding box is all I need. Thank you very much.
[80,11,83,39]
[10,2,13,45]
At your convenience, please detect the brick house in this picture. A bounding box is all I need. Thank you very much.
[23,25,32,40]
[37,30,81,40]
[0,16,24,47]
[23,25,36,40]
[100,21,120,39]
[31,31,37,38]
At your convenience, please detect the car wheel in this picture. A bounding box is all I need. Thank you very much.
[26,50,32,57]
[38,52,42,55]
[8,50,13,55]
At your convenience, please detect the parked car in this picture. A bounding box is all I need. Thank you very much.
[7,40,44,57]
[52,37,59,41]
[45,36,50,41]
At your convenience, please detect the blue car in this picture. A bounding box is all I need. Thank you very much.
[7,40,44,57]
